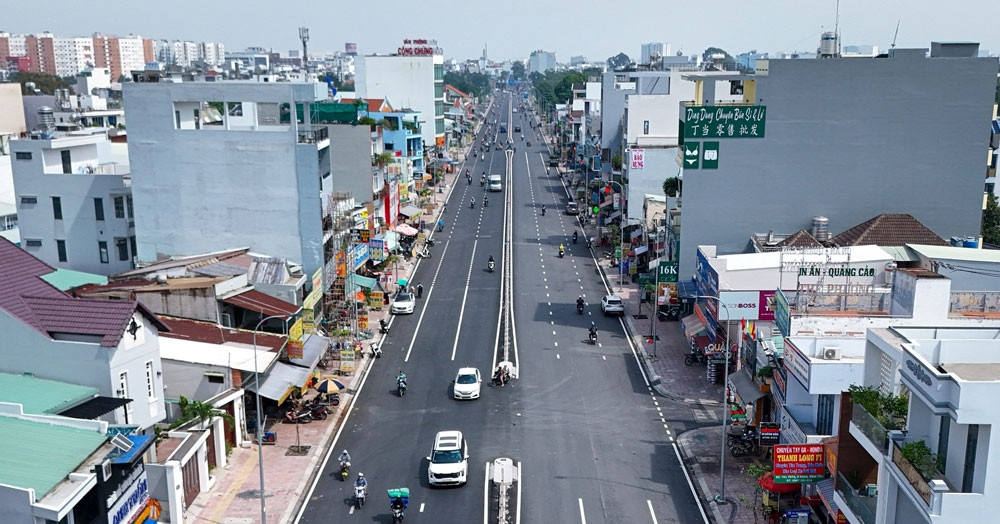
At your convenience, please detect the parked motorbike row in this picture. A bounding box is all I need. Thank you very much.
[727,427,760,457]
[282,394,340,424]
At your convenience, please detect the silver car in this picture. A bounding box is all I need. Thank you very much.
[601,295,625,316]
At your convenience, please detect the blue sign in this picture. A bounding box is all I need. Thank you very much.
[369,239,385,263]
[774,289,790,337]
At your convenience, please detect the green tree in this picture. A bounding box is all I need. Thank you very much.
[511,61,526,80]
[174,396,235,429]
[663,177,679,197]
[702,47,737,70]
[11,72,70,95]
[983,193,1000,245]
[737,463,773,524]
[612,154,623,171]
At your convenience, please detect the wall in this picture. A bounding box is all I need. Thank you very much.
[135,288,218,323]
[107,316,166,429]
[677,53,998,277]
[161,359,232,407]
[145,461,183,524]
[0,84,26,134]
[358,55,437,148]
[626,94,683,147]
[328,125,373,204]
[0,484,33,523]
[625,146,677,222]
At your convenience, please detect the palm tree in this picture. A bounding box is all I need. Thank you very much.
[374,152,393,167]
[176,396,235,430]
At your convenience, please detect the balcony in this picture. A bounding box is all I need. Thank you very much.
[835,471,877,524]
[850,404,891,457]
[298,125,329,144]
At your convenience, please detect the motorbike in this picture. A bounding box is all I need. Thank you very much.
[392,506,405,524]
[728,431,760,457]
[437,223,444,232]
[416,247,431,259]
[468,176,472,185]
[484,198,488,207]
[572,232,578,244]
[488,260,496,272]
[397,379,407,397]
[470,200,476,209]
[492,368,510,386]
[370,343,382,359]
[684,348,707,366]
[541,207,546,216]
[426,238,435,247]
[354,484,367,508]
[284,407,312,424]
[558,248,564,258]
[481,178,486,186]
[304,402,330,420]
[339,461,351,481]
[379,318,390,334]
[577,302,585,314]
[527,141,531,147]
[588,330,598,344]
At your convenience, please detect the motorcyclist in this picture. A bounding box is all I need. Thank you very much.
[573,231,578,243]
[355,473,368,489]
[471,197,475,208]
[397,371,407,386]
[339,449,351,467]
[589,322,598,338]
[541,205,546,216]
[559,243,565,256]
[577,296,585,309]
[484,195,489,206]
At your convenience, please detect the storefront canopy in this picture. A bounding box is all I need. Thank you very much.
[244,362,312,404]
[399,205,423,218]
[350,274,378,290]
[728,369,766,405]
[382,231,399,251]
[682,314,706,338]
[288,334,328,369]
[395,223,419,236]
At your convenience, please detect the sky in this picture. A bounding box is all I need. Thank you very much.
[3,0,999,61]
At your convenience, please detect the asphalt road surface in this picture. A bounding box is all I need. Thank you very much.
[296,90,707,524]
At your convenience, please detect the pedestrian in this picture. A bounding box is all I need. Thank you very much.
[416,283,424,298]
[409,285,415,295]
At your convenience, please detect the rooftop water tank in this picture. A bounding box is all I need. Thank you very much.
[811,216,830,242]
[963,237,978,248]
[37,106,55,127]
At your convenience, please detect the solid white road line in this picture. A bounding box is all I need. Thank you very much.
[482,462,490,524]
[673,442,710,523]
[578,498,587,524]
[420,503,425,513]
[404,240,451,362]
[451,238,479,361]
[516,460,523,524]
[647,499,659,524]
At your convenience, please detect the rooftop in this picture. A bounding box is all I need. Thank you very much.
[940,363,1000,382]
[0,372,98,414]
[157,315,287,352]
[829,213,947,247]
[0,415,107,500]
[39,268,109,292]
[158,336,279,373]
[907,244,1000,263]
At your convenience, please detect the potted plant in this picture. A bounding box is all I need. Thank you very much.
[757,365,774,384]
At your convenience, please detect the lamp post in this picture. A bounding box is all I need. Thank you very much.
[252,313,291,524]
[648,211,665,357]
[688,295,733,505]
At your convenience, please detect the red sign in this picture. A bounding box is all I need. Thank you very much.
[773,444,825,483]
[758,290,776,321]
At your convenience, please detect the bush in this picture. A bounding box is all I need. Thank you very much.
[757,366,774,380]
[849,385,908,430]
[900,440,941,480]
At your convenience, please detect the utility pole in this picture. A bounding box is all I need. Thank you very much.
[299,27,309,70]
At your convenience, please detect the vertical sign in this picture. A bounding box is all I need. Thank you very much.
[301,308,314,332]
[630,148,645,169]
[774,289,790,337]
[339,348,355,373]
[287,318,304,359]
[702,141,719,169]
[758,290,776,321]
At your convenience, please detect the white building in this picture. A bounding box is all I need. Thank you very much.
[528,50,556,73]
[640,42,671,64]
[53,37,95,76]
[123,79,333,281]
[201,42,225,66]
[357,43,444,148]
[11,130,135,275]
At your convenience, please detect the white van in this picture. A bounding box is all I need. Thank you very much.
[488,174,503,192]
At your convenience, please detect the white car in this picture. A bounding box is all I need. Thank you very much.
[453,368,482,400]
[390,293,415,315]
[601,294,625,316]
[427,430,468,486]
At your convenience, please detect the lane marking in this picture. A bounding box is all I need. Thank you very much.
[516,461,523,524]
[647,500,659,524]
[404,240,451,362]
[578,498,587,524]
[556,354,560,359]
[420,503,425,513]
[451,238,479,361]
[481,462,490,524]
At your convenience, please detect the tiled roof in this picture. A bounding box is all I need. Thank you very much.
[777,230,822,248]
[157,315,287,351]
[223,289,300,317]
[443,84,470,98]
[829,214,947,247]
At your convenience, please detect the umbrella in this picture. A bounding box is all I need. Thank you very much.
[758,472,800,494]
[398,278,408,287]
[315,378,346,394]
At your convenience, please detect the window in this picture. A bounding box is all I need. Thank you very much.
[15,151,31,160]
[61,150,72,174]
[206,372,225,384]
[643,120,649,135]
[145,361,155,400]
[174,110,181,129]
[56,240,67,262]
[193,108,200,129]
[130,236,137,261]
[816,394,835,435]
[113,196,125,218]
[20,196,37,204]
[51,197,63,220]
[126,195,134,219]
[938,415,951,471]
[98,241,109,263]
[119,371,131,424]
[94,197,105,221]
[116,238,128,261]
[24,239,42,247]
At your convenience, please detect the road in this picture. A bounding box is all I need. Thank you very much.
[296,90,707,524]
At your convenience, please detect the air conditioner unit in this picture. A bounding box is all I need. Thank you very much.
[864,484,878,497]
[822,347,842,360]
[101,459,112,480]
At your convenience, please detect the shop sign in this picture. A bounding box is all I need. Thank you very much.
[695,249,719,299]
[658,282,678,306]
[385,179,400,229]
[359,229,371,243]
[335,250,346,278]
[312,268,323,294]
[287,318,304,359]
[758,290,776,321]
[107,473,149,524]
[304,288,322,310]
[716,291,762,320]
[369,238,386,263]
[759,422,781,446]
[702,141,719,169]
[773,444,825,483]
[369,291,384,308]
[351,243,369,270]
[339,348,355,373]
[774,289,790,337]
[784,339,810,389]
[358,313,369,331]
[302,309,314,332]
[682,142,700,169]
[630,148,645,169]
[352,209,370,230]
[772,366,786,402]
[683,105,766,139]
[657,261,678,283]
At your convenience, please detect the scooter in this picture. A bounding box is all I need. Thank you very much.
[379,318,390,334]
[391,506,405,524]
[589,330,598,344]
[684,348,707,366]
[426,238,436,247]
[577,302,585,314]
[484,198,488,207]
[558,248,564,258]
[284,407,312,424]
[339,461,351,481]
[488,260,496,272]
[397,379,407,397]
[304,402,330,420]
[354,485,367,508]
[370,342,382,359]
[470,200,476,209]
[416,247,431,259]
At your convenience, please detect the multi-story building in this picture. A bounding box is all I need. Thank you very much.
[25,32,56,75]
[528,50,556,73]
[11,129,135,275]
[123,78,335,286]
[92,34,154,81]
[201,42,225,66]
[53,37,94,76]
[673,42,998,278]
[357,39,444,149]
[640,42,670,64]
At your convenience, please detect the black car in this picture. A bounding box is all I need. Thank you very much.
[514,126,521,132]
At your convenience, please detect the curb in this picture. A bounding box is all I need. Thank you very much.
[676,428,727,524]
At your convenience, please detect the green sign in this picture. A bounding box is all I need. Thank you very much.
[702,141,719,169]
[637,273,654,285]
[657,261,679,283]
[615,246,622,258]
[592,206,599,214]
[683,105,766,139]
[683,143,700,169]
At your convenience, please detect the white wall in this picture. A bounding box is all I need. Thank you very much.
[358,55,437,147]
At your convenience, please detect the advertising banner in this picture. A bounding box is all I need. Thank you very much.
[783,339,810,389]
[630,148,645,169]
[369,291,384,308]
[287,318,304,359]
[358,312,368,331]
[339,348,355,373]
[683,105,766,139]
[773,444,825,483]
[657,261,679,283]
[774,289,790,337]
[369,238,386,263]
[759,422,781,446]
[716,291,762,320]
[758,290,776,321]
[302,308,314,332]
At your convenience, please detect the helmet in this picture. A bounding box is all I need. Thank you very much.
[591,321,596,327]
[358,473,364,477]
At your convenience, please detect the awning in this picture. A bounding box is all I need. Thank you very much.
[395,223,419,236]
[349,274,378,290]
[382,231,399,251]
[678,280,698,299]
[288,334,328,369]
[399,205,423,218]
[728,369,766,404]
[58,396,132,419]
[633,245,649,256]
[682,314,706,338]
[244,361,312,404]
[647,257,662,271]
[607,211,621,221]
[223,289,300,317]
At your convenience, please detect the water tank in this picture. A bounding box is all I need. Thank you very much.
[819,32,839,57]
[963,236,979,248]
[950,236,964,247]
[811,216,830,242]
[37,106,55,127]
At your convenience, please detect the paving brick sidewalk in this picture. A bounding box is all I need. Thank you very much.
[679,426,771,524]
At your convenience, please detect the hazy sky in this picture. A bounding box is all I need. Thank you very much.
[4,0,999,61]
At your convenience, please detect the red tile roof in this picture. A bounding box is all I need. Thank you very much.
[776,230,822,248]
[157,315,287,351]
[222,289,300,317]
[339,98,393,112]
[0,237,166,347]
[444,84,470,98]
[829,214,947,247]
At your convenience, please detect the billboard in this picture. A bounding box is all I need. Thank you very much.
[683,105,766,139]
[774,289,790,337]
[630,149,645,169]
[773,444,825,483]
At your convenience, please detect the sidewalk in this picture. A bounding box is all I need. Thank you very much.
[678,426,771,524]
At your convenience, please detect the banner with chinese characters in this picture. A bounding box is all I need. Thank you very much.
[683,106,766,138]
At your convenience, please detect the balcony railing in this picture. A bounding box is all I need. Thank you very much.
[836,472,877,524]
[852,404,891,455]
[298,125,329,144]
[891,440,933,505]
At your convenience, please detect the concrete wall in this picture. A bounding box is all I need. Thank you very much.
[624,147,677,222]
[677,53,999,277]
[135,288,218,323]
[358,55,438,147]
[328,125,373,204]
[0,484,33,523]
[600,71,673,157]
[161,359,232,407]
[0,83,27,134]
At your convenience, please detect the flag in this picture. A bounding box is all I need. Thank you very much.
[740,318,747,334]
[750,321,757,340]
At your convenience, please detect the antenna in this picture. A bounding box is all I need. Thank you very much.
[834,0,841,56]
[891,20,900,51]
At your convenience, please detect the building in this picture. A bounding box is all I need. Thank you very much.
[11,129,135,275]
[570,55,588,66]
[528,50,556,73]
[356,39,444,149]
[53,37,95,76]
[673,43,998,277]
[600,70,673,160]
[640,42,671,64]
[123,79,335,282]
[91,34,155,81]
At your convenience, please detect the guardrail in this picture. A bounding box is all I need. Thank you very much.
[836,471,877,524]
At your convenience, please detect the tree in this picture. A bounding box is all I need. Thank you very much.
[702,47,737,70]
[510,61,526,80]
[606,52,632,70]
[11,72,70,95]
[983,193,1000,245]
[736,463,773,524]
[663,177,679,197]
[611,154,623,171]
[174,396,235,430]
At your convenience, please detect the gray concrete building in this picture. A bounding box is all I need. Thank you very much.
[599,71,672,161]
[675,43,998,277]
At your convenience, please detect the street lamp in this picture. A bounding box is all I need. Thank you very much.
[252,313,292,524]
[687,295,733,505]
[647,211,665,357]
